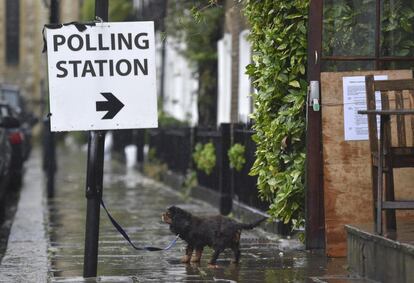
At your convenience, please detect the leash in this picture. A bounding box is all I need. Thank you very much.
[100,198,179,251]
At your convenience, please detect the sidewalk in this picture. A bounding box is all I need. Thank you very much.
[0,149,49,282]
[49,146,294,282]
[0,146,367,282]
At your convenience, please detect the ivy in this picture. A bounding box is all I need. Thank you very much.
[243,0,308,229]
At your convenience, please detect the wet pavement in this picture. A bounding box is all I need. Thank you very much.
[0,149,49,282]
[1,145,373,282]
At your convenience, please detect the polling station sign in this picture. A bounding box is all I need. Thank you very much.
[45,21,157,131]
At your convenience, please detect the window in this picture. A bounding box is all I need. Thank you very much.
[322,0,414,71]
[6,0,19,65]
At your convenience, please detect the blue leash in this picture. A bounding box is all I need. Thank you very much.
[100,198,179,251]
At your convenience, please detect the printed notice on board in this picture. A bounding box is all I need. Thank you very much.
[342,75,387,141]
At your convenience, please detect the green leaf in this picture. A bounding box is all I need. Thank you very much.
[289,80,300,88]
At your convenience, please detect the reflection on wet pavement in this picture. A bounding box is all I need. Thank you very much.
[48,147,359,283]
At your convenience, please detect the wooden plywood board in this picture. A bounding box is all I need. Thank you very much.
[321,70,414,257]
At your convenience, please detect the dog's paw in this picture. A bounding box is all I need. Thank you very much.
[207,263,220,269]
[190,258,201,263]
[181,255,191,263]
[190,261,201,267]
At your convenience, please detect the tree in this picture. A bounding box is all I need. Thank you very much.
[81,0,134,21]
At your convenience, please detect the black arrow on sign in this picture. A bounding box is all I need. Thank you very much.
[96,92,125,120]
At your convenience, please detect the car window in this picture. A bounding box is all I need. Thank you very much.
[0,106,7,117]
[0,106,6,123]
[0,105,11,118]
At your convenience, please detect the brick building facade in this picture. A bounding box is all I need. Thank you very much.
[0,0,80,130]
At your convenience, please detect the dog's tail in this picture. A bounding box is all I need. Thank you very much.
[238,217,267,230]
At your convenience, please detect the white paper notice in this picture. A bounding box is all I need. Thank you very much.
[342,75,387,141]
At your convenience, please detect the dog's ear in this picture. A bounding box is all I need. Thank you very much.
[167,206,192,232]
[167,206,178,216]
[168,206,185,215]
[170,212,191,233]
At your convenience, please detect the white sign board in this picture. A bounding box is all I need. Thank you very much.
[45,22,157,131]
[342,75,387,140]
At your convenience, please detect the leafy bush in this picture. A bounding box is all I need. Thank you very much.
[228,143,246,172]
[147,148,158,163]
[323,0,414,59]
[381,0,414,58]
[69,132,88,145]
[193,142,216,175]
[144,148,167,181]
[181,170,198,199]
[322,0,375,57]
[81,0,134,21]
[244,0,308,229]
[143,162,167,181]
[158,111,189,127]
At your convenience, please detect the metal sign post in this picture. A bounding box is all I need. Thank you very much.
[83,0,107,278]
[83,131,105,277]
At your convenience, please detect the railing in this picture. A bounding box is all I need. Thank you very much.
[148,127,192,175]
[193,127,222,192]
[146,123,268,213]
[233,125,269,211]
[111,129,145,163]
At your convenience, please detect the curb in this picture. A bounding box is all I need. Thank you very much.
[0,150,50,282]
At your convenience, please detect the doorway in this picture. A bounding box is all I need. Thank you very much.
[306,0,414,249]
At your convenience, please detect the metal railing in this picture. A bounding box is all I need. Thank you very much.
[146,123,268,213]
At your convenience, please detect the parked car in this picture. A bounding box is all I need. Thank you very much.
[0,108,20,217]
[0,103,25,188]
[0,85,37,161]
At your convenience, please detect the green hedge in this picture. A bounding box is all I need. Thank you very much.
[244,0,309,229]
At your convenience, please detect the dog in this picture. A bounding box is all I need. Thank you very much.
[162,206,266,266]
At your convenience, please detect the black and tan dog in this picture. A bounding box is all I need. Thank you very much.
[162,206,266,266]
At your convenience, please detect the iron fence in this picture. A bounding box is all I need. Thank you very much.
[193,127,222,192]
[147,127,192,175]
[233,125,269,211]
[145,123,268,213]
